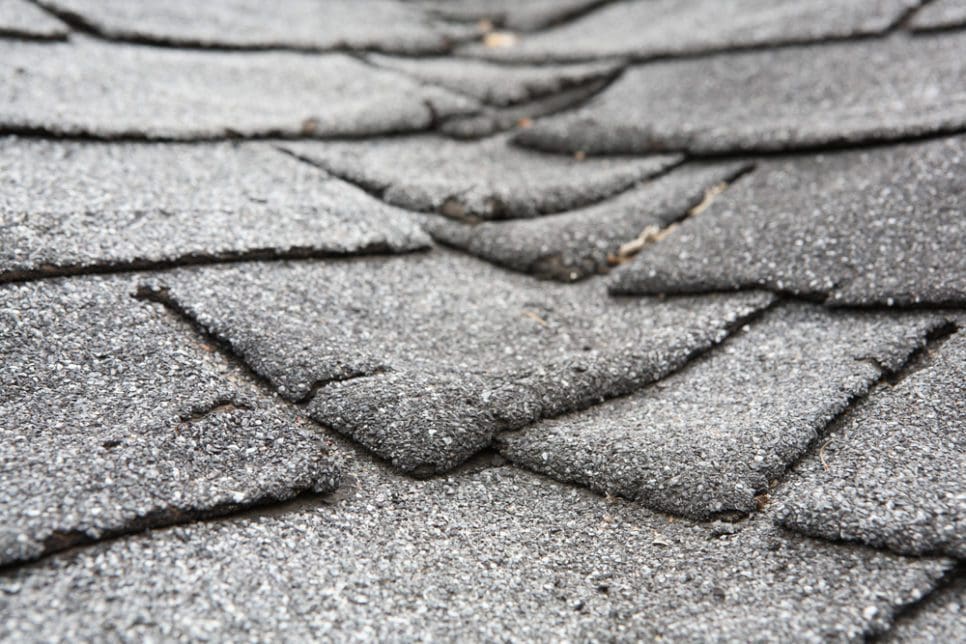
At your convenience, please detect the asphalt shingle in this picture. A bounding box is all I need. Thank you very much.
[284,135,680,221]
[36,0,472,53]
[499,303,954,518]
[0,276,341,566]
[0,0,68,39]
[464,0,922,62]
[365,54,619,107]
[884,576,966,642]
[776,329,965,559]
[515,32,966,154]
[417,0,608,31]
[426,161,748,280]
[610,136,966,306]
[908,0,966,31]
[0,139,430,281]
[0,38,476,139]
[0,465,952,641]
[141,250,772,473]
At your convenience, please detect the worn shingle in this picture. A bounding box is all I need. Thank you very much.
[464,0,922,62]
[0,139,429,281]
[515,32,966,154]
[0,276,340,566]
[776,329,965,559]
[284,135,679,221]
[142,250,772,472]
[426,161,748,280]
[0,466,952,641]
[36,0,472,53]
[610,136,966,306]
[499,303,954,518]
[0,38,476,139]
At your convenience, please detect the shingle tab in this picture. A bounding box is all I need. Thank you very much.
[0,38,477,139]
[37,0,472,53]
[515,32,966,154]
[426,161,748,280]
[0,276,341,566]
[499,303,954,518]
[776,329,965,559]
[0,139,430,281]
[610,136,966,306]
[284,135,680,221]
[465,0,922,62]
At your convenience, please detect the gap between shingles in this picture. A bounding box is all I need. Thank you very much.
[0,243,432,287]
[866,564,965,642]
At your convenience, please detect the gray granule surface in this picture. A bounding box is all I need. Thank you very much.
[0,37,477,139]
[463,0,921,62]
[0,276,341,567]
[908,0,966,31]
[884,575,966,642]
[417,0,609,31]
[514,32,966,155]
[611,136,966,307]
[0,139,430,280]
[775,330,966,559]
[284,134,680,221]
[0,0,68,39]
[365,54,620,107]
[142,249,773,473]
[0,464,953,642]
[498,303,954,519]
[426,161,749,281]
[37,0,473,53]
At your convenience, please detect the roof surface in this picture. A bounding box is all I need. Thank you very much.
[1,0,964,641]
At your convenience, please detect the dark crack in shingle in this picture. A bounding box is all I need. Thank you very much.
[142,250,773,473]
[0,37,477,139]
[883,575,966,642]
[515,31,966,155]
[499,303,955,518]
[284,134,679,221]
[609,136,966,307]
[36,0,474,53]
[0,276,341,567]
[426,161,748,280]
[775,329,965,559]
[464,0,922,62]
[0,466,952,641]
[0,0,68,39]
[0,139,430,281]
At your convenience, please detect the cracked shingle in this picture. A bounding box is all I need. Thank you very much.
[611,136,966,306]
[0,38,476,139]
[36,0,473,53]
[142,250,772,473]
[499,303,955,518]
[0,466,952,641]
[0,139,430,281]
[0,0,68,39]
[0,276,341,567]
[284,134,679,221]
[776,329,966,559]
[464,0,922,62]
[426,161,748,280]
[515,31,966,154]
